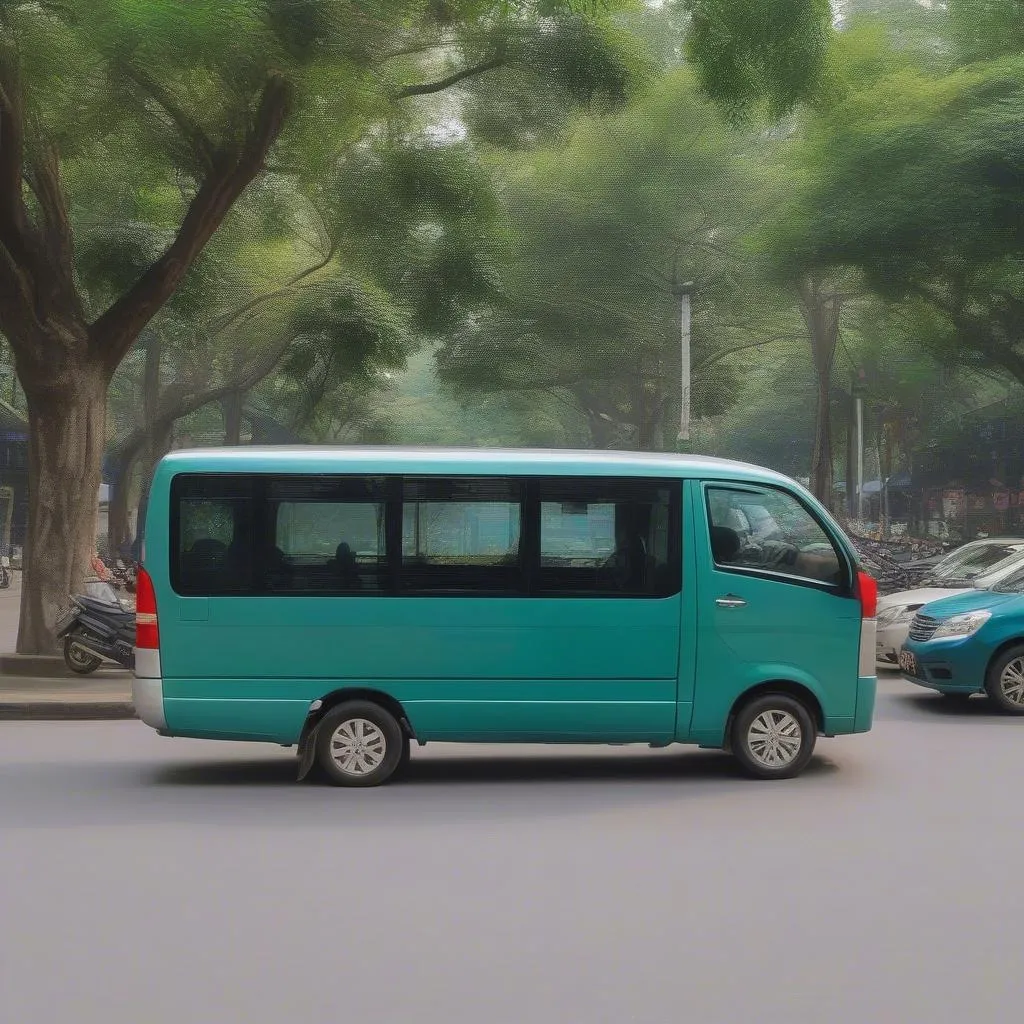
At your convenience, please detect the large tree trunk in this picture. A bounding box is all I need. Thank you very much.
[810,364,834,504]
[17,367,107,653]
[798,277,841,508]
[106,455,132,555]
[0,54,292,652]
[585,409,615,449]
[222,390,244,444]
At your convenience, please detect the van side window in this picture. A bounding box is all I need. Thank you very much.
[401,477,524,594]
[537,479,681,597]
[706,486,844,586]
[173,477,256,595]
[267,476,387,594]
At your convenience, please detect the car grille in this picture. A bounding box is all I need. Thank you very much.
[908,614,939,642]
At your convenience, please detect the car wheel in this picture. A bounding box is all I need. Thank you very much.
[314,701,405,787]
[985,645,1024,715]
[731,693,817,780]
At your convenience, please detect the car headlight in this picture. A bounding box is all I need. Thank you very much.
[932,610,992,639]
[878,605,916,627]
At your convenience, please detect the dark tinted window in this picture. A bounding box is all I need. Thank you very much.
[537,479,681,597]
[401,477,524,594]
[172,476,256,595]
[706,485,844,586]
[267,476,387,594]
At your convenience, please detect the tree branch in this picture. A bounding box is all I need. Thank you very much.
[0,53,44,304]
[89,74,294,373]
[113,328,296,464]
[24,145,83,319]
[206,241,335,337]
[0,55,25,230]
[121,65,218,173]
[380,36,453,62]
[692,335,793,374]
[396,55,506,99]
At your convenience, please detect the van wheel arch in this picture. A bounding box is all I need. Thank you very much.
[725,681,823,750]
[299,688,416,748]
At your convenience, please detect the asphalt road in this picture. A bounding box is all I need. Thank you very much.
[2,676,1021,1024]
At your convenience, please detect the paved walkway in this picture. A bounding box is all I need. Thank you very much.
[0,673,134,719]
[0,575,134,718]
[0,568,21,652]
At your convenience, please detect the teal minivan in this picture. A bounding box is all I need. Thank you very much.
[133,447,877,785]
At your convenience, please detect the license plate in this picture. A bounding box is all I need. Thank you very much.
[55,611,76,634]
[899,649,918,676]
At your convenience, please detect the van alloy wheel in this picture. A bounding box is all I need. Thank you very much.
[731,693,817,780]
[328,718,387,777]
[313,700,405,787]
[746,710,803,769]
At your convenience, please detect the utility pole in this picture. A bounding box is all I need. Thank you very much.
[674,279,694,443]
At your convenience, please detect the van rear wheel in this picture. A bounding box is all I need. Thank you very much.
[731,693,816,780]
[315,701,405,787]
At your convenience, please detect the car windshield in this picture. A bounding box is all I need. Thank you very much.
[991,567,1024,594]
[924,543,1024,585]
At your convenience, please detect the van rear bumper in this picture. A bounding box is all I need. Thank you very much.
[853,674,876,733]
[132,648,166,731]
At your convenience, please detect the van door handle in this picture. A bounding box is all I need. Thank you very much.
[715,595,747,609]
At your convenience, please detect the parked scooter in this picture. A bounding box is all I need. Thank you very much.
[55,579,135,674]
[0,555,10,589]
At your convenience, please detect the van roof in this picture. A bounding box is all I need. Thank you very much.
[158,445,796,485]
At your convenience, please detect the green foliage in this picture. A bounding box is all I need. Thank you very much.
[947,0,1024,62]
[438,69,787,448]
[683,0,834,116]
[461,13,657,147]
[775,47,1024,398]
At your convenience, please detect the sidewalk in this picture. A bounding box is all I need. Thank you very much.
[0,672,134,720]
[0,574,134,719]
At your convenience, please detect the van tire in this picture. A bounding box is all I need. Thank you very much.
[984,644,1024,715]
[731,693,817,780]
[315,701,405,787]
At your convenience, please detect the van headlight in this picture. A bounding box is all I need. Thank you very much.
[932,611,992,639]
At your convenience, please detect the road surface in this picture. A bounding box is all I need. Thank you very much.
[2,677,1020,1023]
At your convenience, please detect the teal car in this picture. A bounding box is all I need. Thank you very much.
[899,564,1024,713]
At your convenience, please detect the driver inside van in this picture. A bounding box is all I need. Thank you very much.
[710,523,840,584]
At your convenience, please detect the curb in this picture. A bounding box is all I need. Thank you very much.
[0,700,136,721]
[0,654,75,678]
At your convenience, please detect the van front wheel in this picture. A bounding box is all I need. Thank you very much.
[315,701,405,787]
[731,694,816,780]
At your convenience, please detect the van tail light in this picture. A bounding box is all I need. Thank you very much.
[854,570,877,619]
[135,567,160,650]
